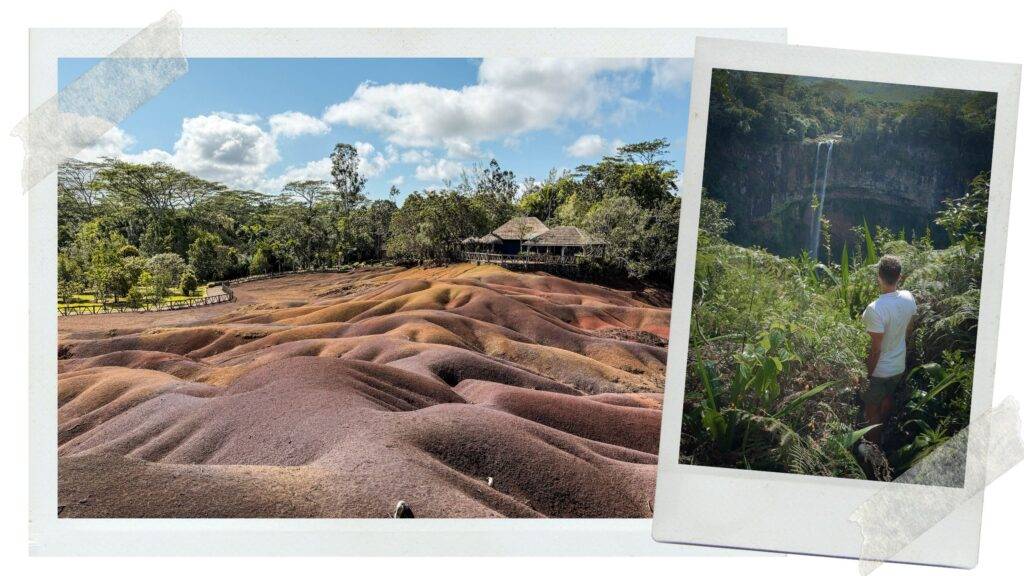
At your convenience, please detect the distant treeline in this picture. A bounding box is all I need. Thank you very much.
[707,69,997,146]
[58,139,681,304]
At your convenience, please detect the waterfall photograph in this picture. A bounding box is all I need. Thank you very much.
[681,68,997,483]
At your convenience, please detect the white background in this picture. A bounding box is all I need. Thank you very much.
[2,1,1021,575]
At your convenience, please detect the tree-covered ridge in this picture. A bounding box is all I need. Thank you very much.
[683,173,988,481]
[708,69,997,145]
[58,139,681,307]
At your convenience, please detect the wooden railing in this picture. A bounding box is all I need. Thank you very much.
[208,266,351,287]
[58,290,232,316]
[461,251,573,265]
[58,267,361,315]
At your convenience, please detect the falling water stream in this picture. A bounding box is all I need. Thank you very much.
[807,140,834,259]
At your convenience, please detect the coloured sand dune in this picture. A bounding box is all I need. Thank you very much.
[58,264,670,518]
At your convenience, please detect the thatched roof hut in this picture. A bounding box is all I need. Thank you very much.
[491,217,549,241]
[523,226,606,248]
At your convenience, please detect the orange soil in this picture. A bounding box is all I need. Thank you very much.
[58,264,670,518]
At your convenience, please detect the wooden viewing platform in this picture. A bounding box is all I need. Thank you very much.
[461,251,574,267]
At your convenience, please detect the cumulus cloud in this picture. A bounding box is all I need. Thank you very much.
[566,134,607,158]
[650,59,693,92]
[260,157,333,192]
[354,141,391,178]
[74,127,137,162]
[388,175,405,187]
[443,137,482,160]
[565,134,625,158]
[269,111,330,138]
[171,113,280,187]
[74,113,279,188]
[399,149,433,164]
[415,158,465,182]
[322,58,646,150]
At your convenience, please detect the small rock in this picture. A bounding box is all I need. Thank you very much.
[393,500,414,518]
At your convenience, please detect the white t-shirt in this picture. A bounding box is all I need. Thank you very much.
[862,290,917,377]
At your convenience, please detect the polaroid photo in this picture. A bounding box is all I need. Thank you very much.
[29,26,786,555]
[653,38,1020,567]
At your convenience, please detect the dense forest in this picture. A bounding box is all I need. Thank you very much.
[58,139,680,308]
[682,71,994,483]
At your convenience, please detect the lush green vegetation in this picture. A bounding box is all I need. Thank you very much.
[707,69,997,146]
[682,173,988,480]
[58,139,681,308]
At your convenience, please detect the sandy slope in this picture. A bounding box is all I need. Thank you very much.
[57,264,670,518]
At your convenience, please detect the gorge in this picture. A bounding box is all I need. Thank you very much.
[701,70,997,259]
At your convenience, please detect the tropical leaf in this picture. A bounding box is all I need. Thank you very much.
[863,219,878,266]
[838,424,880,449]
[774,380,837,419]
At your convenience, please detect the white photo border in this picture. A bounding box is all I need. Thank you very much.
[652,37,1020,568]
[28,27,787,556]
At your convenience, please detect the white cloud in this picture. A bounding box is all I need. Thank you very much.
[322,58,646,150]
[399,149,433,164]
[259,141,391,193]
[75,127,139,162]
[353,141,391,178]
[388,175,405,187]
[75,112,280,190]
[415,158,465,182]
[269,111,330,138]
[650,59,693,92]
[73,114,397,193]
[211,112,261,124]
[443,137,482,160]
[566,134,607,158]
[171,113,280,188]
[261,157,333,192]
[565,134,626,158]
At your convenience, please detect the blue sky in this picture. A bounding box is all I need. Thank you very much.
[61,58,692,201]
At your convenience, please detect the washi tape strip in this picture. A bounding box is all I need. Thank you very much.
[12,12,187,191]
[851,396,1024,574]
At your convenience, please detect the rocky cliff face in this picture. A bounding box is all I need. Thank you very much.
[703,136,992,257]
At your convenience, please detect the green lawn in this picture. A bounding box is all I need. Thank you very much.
[58,286,207,312]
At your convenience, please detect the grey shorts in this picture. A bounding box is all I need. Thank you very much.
[862,373,904,405]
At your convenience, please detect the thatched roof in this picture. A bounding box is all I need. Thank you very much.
[477,233,503,244]
[491,217,549,241]
[523,226,606,247]
[461,236,479,244]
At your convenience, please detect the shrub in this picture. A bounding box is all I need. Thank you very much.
[118,244,141,258]
[179,268,199,296]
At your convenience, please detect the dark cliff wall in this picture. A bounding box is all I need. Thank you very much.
[702,136,993,257]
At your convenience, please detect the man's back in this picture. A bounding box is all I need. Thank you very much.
[862,289,917,377]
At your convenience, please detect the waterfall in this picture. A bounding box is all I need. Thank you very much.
[808,142,822,250]
[807,140,834,260]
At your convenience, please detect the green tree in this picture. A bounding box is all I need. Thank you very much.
[146,252,186,301]
[519,170,577,222]
[329,143,367,213]
[387,189,488,263]
[469,159,520,230]
[57,250,85,304]
[187,232,225,282]
[179,268,199,296]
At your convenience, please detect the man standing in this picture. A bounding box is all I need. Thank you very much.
[861,254,917,444]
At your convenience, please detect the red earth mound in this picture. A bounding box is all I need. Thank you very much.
[57,264,670,518]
